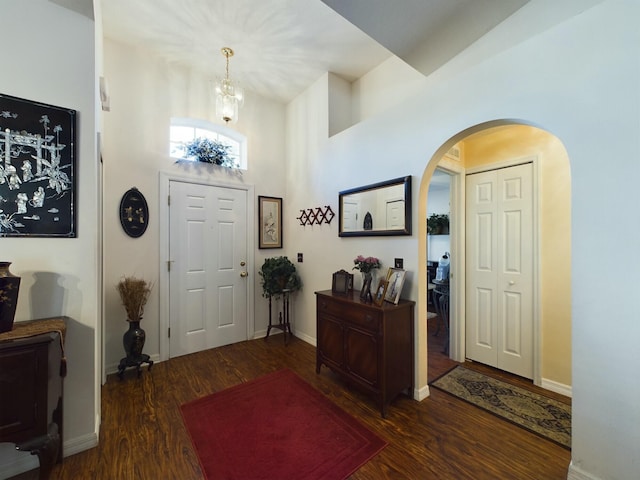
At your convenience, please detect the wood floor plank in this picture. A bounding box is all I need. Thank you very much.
[10,314,571,480]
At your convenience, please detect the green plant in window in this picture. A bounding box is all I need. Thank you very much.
[184,137,238,168]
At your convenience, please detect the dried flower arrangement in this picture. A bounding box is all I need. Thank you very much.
[117,276,152,322]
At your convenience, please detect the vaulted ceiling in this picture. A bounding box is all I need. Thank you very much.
[69,0,531,104]
[98,0,531,103]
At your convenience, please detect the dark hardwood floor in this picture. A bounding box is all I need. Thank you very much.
[11,311,571,479]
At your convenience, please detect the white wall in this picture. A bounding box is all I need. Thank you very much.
[0,0,99,476]
[102,39,288,371]
[286,2,640,479]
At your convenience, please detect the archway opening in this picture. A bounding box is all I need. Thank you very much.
[417,120,572,399]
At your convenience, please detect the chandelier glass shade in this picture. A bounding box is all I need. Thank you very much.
[215,47,244,124]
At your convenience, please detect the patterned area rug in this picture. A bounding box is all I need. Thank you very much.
[431,366,571,449]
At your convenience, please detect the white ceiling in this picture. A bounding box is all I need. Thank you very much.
[98,0,529,104]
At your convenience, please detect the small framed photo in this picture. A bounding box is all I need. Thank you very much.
[373,279,388,307]
[258,196,282,249]
[332,269,353,295]
[384,268,406,304]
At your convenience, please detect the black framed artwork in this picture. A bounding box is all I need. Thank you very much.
[0,93,77,237]
[119,187,149,238]
[258,195,282,249]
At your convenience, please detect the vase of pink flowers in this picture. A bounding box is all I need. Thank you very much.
[353,255,381,299]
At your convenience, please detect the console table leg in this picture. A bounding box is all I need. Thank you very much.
[16,422,60,480]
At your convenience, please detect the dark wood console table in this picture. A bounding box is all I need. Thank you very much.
[315,290,414,417]
[0,317,67,480]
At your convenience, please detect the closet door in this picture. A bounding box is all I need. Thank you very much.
[466,163,533,378]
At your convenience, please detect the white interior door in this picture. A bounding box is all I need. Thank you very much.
[342,199,359,231]
[169,180,248,358]
[465,163,533,378]
[386,199,405,229]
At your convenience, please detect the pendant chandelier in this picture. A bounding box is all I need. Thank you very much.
[215,47,244,124]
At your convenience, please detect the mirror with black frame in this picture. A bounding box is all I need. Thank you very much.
[338,175,412,237]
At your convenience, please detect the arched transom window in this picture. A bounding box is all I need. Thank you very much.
[169,117,247,169]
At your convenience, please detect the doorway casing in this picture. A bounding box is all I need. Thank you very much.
[158,171,256,362]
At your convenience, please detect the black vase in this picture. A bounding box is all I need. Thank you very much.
[123,320,146,359]
[0,262,21,333]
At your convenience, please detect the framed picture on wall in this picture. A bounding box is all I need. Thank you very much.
[384,268,406,304]
[258,195,282,248]
[0,93,77,237]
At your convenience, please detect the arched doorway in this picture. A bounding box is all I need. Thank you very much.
[418,121,572,397]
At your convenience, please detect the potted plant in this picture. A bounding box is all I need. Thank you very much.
[259,256,302,298]
[427,213,450,235]
[183,137,238,168]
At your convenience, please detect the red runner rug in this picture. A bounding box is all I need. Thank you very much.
[181,369,387,480]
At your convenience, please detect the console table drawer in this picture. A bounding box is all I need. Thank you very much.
[318,298,381,331]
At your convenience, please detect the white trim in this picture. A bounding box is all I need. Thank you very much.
[427,162,465,362]
[64,431,99,457]
[465,156,534,175]
[292,330,316,347]
[567,462,601,480]
[158,171,255,362]
[540,378,572,398]
[415,384,430,401]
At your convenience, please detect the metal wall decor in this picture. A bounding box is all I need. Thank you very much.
[119,187,149,238]
[0,93,77,237]
[296,206,334,226]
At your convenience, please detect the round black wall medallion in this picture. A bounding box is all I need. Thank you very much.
[119,187,149,238]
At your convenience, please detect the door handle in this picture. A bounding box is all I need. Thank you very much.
[240,271,248,278]
[509,280,515,285]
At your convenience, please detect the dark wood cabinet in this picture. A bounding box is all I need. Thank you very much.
[0,318,66,480]
[315,290,414,417]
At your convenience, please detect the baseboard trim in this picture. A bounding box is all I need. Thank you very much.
[64,431,98,457]
[567,461,601,480]
[541,377,572,398]
[415,384,430,401]
[293,330,316,347]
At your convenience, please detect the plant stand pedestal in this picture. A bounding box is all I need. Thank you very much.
[265,289,292,345]
[117,354,153,380]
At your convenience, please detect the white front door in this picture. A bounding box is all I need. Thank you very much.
[169,180,249,358]
[465,163,533,378]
